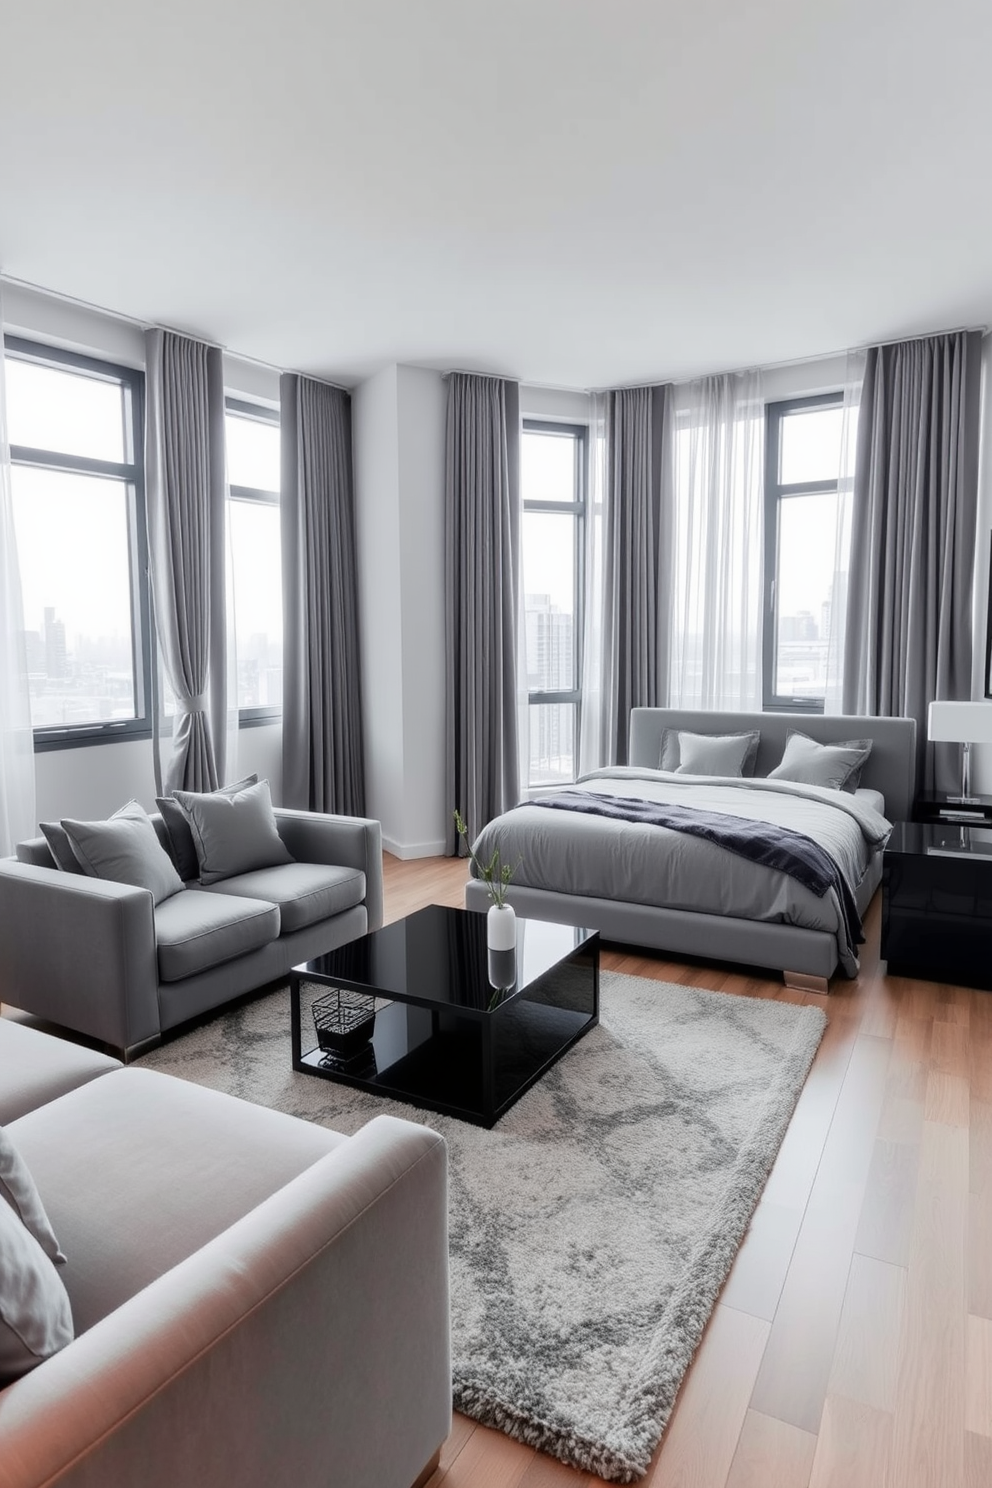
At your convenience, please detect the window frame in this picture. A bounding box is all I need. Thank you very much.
[762,392,844,716]
[521,417,587,787]
[4,334,151,751]
[225,396,282,727]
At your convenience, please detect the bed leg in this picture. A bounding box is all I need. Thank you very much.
[783,970,830,995]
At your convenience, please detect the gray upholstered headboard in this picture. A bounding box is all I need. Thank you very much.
[628,708,917,823]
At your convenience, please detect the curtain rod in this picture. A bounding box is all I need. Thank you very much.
[0,271,350,392]
[587,322,989,395]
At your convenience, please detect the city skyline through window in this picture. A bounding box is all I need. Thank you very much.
[521,421,585,785]
[5,343,146,736]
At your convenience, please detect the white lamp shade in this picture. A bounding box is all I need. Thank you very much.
[927,701,992,745]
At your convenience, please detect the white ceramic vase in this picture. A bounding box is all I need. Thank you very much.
[487,900,516,951]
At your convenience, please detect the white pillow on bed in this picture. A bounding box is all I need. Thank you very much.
[660,729,760,777]
[768,731,872,792]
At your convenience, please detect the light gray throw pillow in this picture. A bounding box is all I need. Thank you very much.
[156,773,259,881]
[768,731,872,792]
[0,1200,74,1386]
[0,1126,73,1387]
[173,778,293,886]
[60,801,184,905]
[0,1126,66,1265]
[660,729,760,778]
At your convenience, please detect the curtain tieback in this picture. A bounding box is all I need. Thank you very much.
[182,693,208,714]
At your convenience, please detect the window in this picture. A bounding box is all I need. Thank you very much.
[521,420,586,786]
[4,337,150,747]
[226,399,282,721]
[763,394,846,713]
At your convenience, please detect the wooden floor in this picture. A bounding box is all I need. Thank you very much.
[383,853,992,1488]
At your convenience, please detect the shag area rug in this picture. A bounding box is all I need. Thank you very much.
[140,974,825,1482]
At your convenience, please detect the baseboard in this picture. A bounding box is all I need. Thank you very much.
[382,835,448,861]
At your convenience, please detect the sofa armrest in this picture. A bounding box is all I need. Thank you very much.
[0,1115,450,1488]
[274,809,383,931]
[0,861,161,1055]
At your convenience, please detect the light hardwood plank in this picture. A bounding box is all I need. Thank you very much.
[924,1069,970,1127]
[888,1121,969,1488]
[807,1396,893,1488]
[435,1425,535,1488]
[966,1314,992,1439]
[972,1099,992,1197]
[648,1305,769,1488]
[970,1189,992,1321]
[720,1199,804,1323]
[853,1138,920,1268]
[750,1036,893,1434]
[724,1410,816,1488]
[827,1253,905,1413]
[966,1429,992,1488]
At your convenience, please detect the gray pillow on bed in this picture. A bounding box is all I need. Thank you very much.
[768,732,872,792]
[660,729,760,778]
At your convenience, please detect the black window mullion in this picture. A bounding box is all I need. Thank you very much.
[5,337,150,750]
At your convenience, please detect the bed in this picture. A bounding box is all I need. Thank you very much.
[464,708,917,990]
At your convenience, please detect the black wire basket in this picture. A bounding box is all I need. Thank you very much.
[311,987,376,1059]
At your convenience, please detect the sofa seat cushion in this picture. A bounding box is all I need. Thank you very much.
[0,1020,122,1125]
[200,863,367,934]
[6,1068,346,1334]
[154,891,280,983]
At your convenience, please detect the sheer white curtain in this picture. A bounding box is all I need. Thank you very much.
[822,350,865,712]
[0,289,37,851]
[666,371,764,709]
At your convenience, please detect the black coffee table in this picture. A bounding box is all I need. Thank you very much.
[290,905,599,1127]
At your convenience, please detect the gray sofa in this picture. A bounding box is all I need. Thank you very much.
[0,809,383,1061]
[0,1016,450,1488]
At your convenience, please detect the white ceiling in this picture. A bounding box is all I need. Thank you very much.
[1,0,990,389]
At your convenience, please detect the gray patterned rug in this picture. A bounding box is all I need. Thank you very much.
[139,973,825,1482]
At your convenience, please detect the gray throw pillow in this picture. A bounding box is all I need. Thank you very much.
[660,729,760,778]
[768,732,872,792]
[156,773,259,881]
[0,1199,74,1386]
[0,1124,73,1386]
[60,801,184,905]
[172,778,293,886]
[39,822,86,875]
[0,1126,66,1266]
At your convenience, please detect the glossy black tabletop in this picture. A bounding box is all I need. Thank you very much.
[298,904,597,1013]
[886,820,992,861]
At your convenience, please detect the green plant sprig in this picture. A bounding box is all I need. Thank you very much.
[453,809,518,908]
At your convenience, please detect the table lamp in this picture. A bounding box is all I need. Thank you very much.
[927,700,992,802]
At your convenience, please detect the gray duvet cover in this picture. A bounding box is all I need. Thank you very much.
[470,769,892,976]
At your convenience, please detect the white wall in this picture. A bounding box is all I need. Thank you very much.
[353,364,447,858]
[354,365,406,849]
[395,365,446,854]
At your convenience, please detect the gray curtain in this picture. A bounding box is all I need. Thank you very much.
[281,372,365,816]
[144,329,227,794]
[602,384,670,764]
[843,330,982,792]
[444,373,521,854]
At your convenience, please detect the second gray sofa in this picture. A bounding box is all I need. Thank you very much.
[0,1016,450,1488]
[0,808,383,1060]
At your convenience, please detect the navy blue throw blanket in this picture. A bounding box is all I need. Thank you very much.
[528,790,864,951]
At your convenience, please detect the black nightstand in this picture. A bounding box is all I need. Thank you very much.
[914,791,992,825]
[882,820,992,989]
